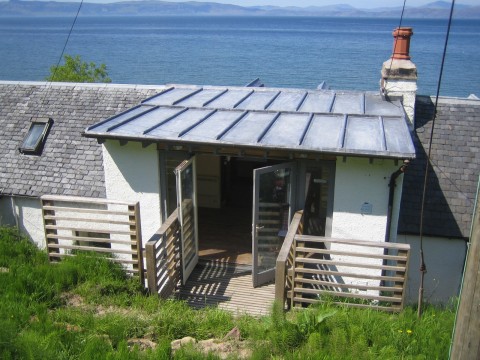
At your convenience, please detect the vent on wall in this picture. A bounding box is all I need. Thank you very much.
[19,117,53,155]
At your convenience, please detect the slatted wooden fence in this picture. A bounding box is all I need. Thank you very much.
[145,210,182,298]
[276,210,411,312]
[289,235,410,312]
[41,195,144,284]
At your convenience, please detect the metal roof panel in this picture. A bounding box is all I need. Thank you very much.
[89,105,152,133]
[344,116,384,152]
[176,88,226,107]
[267,91,307,112]
[383,117,416,154]
[365,94,403,116]
[260,113,311,147]
[143,87,201,106]
[332,93,364,114]
[222,112,276,143]
[148,108,212,138]
[110,107,183,135]
[235,90,279,110]
[206,89,253,108]
[299,92,335,113]
[302,114,345,150]
[181,110,244,141]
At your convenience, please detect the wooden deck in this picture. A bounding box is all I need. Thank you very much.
[178,259,276,316]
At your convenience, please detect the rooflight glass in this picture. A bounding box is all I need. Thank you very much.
[19,119,52,154]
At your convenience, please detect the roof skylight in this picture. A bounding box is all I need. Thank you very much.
[19,117,53,155]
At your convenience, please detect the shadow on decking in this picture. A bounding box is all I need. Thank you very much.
[178,259,276,316]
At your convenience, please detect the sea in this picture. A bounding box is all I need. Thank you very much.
[0,16,478,97]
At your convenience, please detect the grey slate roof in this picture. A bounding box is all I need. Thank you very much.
[0,81,163,198]
[85,84,416,159]
[399,96,480,239]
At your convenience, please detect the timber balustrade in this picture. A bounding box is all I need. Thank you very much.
[276,211,411,312]
[41,195,144,284]
[275,210,304,309]
[145,210,182,298]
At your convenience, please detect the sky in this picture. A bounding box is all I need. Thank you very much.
[14,0,479,7]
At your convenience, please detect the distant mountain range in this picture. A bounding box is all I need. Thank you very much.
[1,0,479,18]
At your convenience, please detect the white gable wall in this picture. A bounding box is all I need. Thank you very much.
[0,196,45,248]
[331,157,404,293]
[102,140,162,247]
[332,157,403,241]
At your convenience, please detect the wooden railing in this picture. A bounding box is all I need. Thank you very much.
[275,210,304,309]
[275,210,411,312]
[290,236,410,312]
[41,195,144,284]
[145,210,182,298]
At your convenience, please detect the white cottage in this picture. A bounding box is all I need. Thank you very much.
[2,28,476,313]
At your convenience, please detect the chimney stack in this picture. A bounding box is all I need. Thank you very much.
[381,27,417,127]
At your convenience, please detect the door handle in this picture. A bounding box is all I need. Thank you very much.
[255,225,264,235]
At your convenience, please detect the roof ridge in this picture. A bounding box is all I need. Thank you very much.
[0,80,166,90]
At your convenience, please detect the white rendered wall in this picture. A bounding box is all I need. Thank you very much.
[103,140,162,247]
[330,157,404,292]
[1,196,45,248]
[332,157,402,241]
[397,234,467,304]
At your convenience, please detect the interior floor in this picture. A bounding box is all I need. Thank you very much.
[196,157,280,266]
[198,207,252,265]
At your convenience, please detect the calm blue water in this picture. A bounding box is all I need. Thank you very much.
[0,16,478,97]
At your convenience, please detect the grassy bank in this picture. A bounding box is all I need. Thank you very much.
[0,226,455,359]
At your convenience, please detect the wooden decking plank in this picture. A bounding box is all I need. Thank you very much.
[179,261,275,316]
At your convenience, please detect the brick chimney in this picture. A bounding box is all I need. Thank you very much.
[381,27,417,127]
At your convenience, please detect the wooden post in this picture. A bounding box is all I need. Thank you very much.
[130,203,144,286]
[42,198,59,262]
[450,184,480,360]
[394,248,409,311]
[145,235,159,295]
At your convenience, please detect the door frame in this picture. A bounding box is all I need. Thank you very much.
[175,156,199,285]
[252,162,297,287]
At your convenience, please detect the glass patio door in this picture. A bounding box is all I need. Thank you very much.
[252,162,296,287]
[175,157,199,285]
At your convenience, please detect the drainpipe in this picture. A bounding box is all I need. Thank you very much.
[382,160,409,285]
[385,160,409,244]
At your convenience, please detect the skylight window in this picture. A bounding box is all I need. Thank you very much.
[19,117,53,155]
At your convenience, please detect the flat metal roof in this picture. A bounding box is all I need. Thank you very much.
[84,84,416,159]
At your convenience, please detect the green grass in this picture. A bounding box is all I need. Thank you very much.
[0,226,455,359]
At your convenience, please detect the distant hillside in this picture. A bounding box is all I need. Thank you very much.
[0,0,478,18]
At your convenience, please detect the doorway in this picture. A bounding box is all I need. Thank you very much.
[161,151,335,286]
[197,156,280,266]
[163,153,279,266]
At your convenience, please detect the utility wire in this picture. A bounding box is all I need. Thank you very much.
[417,0,456,319]
[50,0,84,82]
[37,0,84,115]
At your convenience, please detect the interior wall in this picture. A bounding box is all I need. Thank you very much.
[102,140,162,246]
[196,154,221,208]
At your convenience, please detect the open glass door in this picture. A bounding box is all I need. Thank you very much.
[252,162,296,287]
[175,157,199,285]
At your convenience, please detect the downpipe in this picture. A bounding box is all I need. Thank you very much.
[382,160,409,284]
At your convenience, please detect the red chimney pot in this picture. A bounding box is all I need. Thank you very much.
[391,27,413,60]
